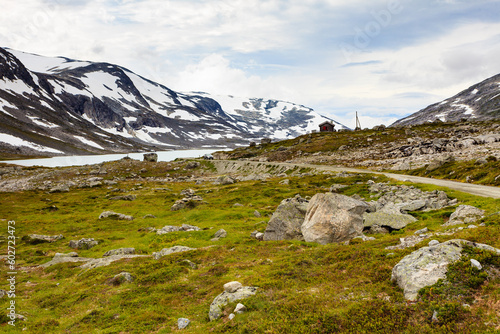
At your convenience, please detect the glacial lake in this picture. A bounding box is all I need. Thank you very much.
[0,149,225,168]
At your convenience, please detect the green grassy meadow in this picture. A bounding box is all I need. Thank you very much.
[1,161,500,333]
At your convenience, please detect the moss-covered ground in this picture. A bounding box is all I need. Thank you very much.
[1,161,500,333]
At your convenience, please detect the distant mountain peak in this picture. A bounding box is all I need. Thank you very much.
[392,73,500,127]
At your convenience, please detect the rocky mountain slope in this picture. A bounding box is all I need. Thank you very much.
[0,47,342,157]
[392,73,500,127]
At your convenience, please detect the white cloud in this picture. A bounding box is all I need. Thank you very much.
[0,0,499,129]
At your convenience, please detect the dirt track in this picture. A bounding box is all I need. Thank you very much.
[215,160,500,199]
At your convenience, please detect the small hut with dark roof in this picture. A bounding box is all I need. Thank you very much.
[319,121,335,132]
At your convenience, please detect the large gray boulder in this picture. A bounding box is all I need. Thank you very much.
[209,282,258,321]
[363,212,417,234]
[263,195,308,241]
[391,239,500,301]
[445,205,485,226]
[301,193,369,244]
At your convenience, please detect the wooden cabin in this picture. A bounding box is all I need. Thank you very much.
[319,121,336,132]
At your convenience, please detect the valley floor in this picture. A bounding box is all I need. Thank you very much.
[1,155,500,333]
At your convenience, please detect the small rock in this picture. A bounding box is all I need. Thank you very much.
[212,229,227,240]
[414,227,429,235]
[69,238,98,250]
[106,272,134,286]
[152,246,195,260]
[279,179,290,185]
[228,313,235,320]
[234,303,247,314]
[181,259,197,269]
[178,318,191,330]
[49,184,70,193]
[445,205,485,226]
[103,248,136,257]
[233,203,244,207]
[224,281,243,293]
[471,259,482,270]
[22,234,64,244]
[468,225,478,229]
[428,240,440,247]
[54,252,78,258]
[209,286,258,321]
[99,211,134,220]
[432,310,439,323]
[143,214,157,219]
[185,161,200,169]
[255,232,264,240]
[143,153,158,162]
[110,195,136,201]
[254,210,262,218]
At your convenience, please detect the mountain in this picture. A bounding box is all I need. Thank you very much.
[392,73,500,127]
[0,48,345,157]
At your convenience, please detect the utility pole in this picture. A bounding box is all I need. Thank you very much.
[355,111,361,131]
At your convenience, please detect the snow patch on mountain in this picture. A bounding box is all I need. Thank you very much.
[74,136,104,150]
[0,133,64,154]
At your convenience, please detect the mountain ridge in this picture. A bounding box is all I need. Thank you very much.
[392,73,500,127]
[0,47,345,157]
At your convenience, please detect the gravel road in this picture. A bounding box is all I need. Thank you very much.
[216,160,500,199]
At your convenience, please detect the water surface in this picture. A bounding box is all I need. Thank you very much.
[0,149,222,167]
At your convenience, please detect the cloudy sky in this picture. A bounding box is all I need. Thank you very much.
[1,0,499,128]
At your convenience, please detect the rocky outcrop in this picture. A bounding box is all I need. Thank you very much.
[301,193,368,244]
[391,239,500,300]
[263,195,308,241]
[444,205,485,226]
[369,182,457,213]
[209,282,258,321]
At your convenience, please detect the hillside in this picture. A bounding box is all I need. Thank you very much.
[0,47,343,157]
[216,120,500,186]
[393,73,500,127]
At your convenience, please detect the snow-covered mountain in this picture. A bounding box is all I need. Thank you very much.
[0,47,342,156]
[392,73,500,127]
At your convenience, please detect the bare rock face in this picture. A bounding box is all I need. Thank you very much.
[301,193,369,244]
[263,195,309,241]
